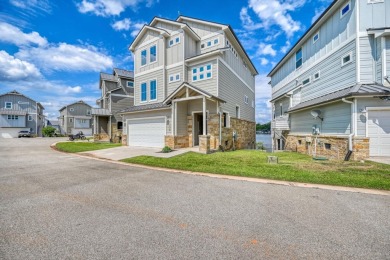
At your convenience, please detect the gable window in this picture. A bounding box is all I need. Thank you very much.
[150,45,157,63]
[150,80,157,101]
[5,102,12,109]
[192,64,212,82]
[7,115,18,120]
[313,71,320,81]
[169,36,180,47]
[87,110,91,115]
[201,43,205,49]
[244,95,249,104]
[69,118,73,123]
[295,48,302,69]
[141,82,147,102]
[207,41,212,47]
[28,115,33,121]
[340,1,351,18]
[341,52,352,66]
[235,106,240,119]
[313,32,319,43]
[214,39,219,45]
[302,77,311,86]
[169,73,180,83]
[69,108,74,112]
[127,81,134,88]
[141,49,147,66]
[201,38,219,49]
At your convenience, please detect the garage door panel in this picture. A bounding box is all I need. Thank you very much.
[368,110,390,156]
[128,117,165,148]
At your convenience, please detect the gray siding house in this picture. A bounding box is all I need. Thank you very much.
[58,101,93,136]
[121,16,258,152]
[0,90,45,138]
[93,68,134,142]
[269,0,390,160]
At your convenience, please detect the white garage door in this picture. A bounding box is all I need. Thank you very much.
[0,128,26,138]
[128,117,166,148]
[367,110,390,156]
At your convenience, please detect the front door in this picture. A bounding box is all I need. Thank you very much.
[194,113,203,146]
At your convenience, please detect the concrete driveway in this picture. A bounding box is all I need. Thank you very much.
[79,145,199,160]
[369,156,390,165]
[1,138,389,259]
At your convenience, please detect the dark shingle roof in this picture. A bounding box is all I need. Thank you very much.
[114,68,134,78]
[100,72,116,81]
[120,102,170,113]
[289,84,390,112]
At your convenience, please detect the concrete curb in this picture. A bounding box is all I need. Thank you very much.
[51,142,390,197]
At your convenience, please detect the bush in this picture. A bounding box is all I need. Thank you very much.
[42,126,56,137]
[162,146,172,153]
[256,141,265,150]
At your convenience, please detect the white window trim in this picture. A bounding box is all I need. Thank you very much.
[302,77,311,86]
[367,0,384,3]
[341,52,353,67]
[251,99,255,108]
[140,48,148,67]
[201,37,219,50]
[279,103,283,118]
[149,45,157,64]
[295,48,303,70]
[140,81,148,103]
[244,95,249,104]
[7,115,19,120]
[149,79,158,101]
[235,105,240,119]
[168,73,181,83]
[127,81,134,88]
[313,71,321,81]
[222,111,230,128]
[28,115,33,121]
[340,1,351,18]
[192,64,213,82]
[5,102,12,109]
[313,32,319,44]
[169,36,180,47]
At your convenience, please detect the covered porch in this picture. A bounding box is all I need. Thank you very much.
[91,108,111,142]
[163,82,225,153]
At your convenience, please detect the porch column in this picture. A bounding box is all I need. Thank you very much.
[171,101,175,135]
[202,96,206,135]
[93,115,96,134]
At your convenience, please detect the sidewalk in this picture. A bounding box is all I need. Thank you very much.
[79,146,199,160]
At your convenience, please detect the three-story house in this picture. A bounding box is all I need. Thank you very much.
[58,100,92,136]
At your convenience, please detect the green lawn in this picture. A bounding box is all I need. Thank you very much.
[121,150,390,190]
[55,142,121,153]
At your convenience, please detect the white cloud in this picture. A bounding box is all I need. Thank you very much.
[0,51,41,81]
[130,22,144,37]
[112,18,131,31]
[255,73,271,99]
[0,22,47,47]
[256,43,276,57]
[280,41,291,54]
[9,0,53,15]
[76,0,158,17]
[244,0,306,37]
[255,74,272,123]
[16,43,113,72]
[65,86,82,94]
[260,58,269,65]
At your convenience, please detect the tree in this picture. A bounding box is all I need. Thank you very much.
[42,126,56,137]
[256,122,271,132]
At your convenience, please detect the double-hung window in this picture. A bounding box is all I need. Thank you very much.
[150,80,157,101]
[5,102,12,109]
[141,82,147,102]
[141,49,147,66]
[295,48,302,69]
[150,45,157,63]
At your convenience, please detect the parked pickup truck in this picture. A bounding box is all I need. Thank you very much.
[18,130,32,138]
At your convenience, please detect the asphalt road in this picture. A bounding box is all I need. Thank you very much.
[0,138,389,259]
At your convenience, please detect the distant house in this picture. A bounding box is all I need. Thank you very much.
[92,68,134,142]
[58,101,93,136]
[120,16,258,152]
[46,119,61,134]
[0,90,45,138]
[269,0,390,160]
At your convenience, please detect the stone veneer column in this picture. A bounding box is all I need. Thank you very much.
[199,135,210,154]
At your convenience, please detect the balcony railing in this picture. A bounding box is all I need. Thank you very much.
[271,114,290,130]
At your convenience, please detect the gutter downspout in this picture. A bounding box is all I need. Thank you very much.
[342,98,354,154]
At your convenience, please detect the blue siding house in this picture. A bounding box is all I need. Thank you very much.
[269,0,390,160]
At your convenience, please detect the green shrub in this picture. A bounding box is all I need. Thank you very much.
[256,141,265,150]
[42,126,56,137]
[162,146,172,153]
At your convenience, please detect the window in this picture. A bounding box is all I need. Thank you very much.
[127,81,134,88]
[69,118,73,123]
[150,45,157,63]
[175,37,180,44]
[223,112,230,128]
[295,48,302,69]
[235,106,240,119]
[207,41,211,47]
[69,108,74,112]
[291,88,302,107]
[314,71,320,81]
[7,115,18,120]
[313,32,319,43]
[302,77,311,86]
[117,121,123,130]
[169,39,174,46]
[280,103,283,117]
[150,80,157,101]
[80,119,86,124]
[201,43,205,49]
[251,99,255,108]
[141,49,147,66]
[5,102,12,109]
[325,143,331,150]
[340,1,350,18]
[214,39,219,45]
[28,115,33,121]
[192,64,212,82]
[169,73,180,83]
[342,52,352,66]
[201,38,219,49]
[141,82,147,102]
[244,95,249,104]
[169,37,180,47]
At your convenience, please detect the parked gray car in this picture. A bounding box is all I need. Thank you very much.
[18,130,32,138]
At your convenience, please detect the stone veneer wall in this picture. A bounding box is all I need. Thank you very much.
[285,134,369,161]
[164,135,189,149]
[111,123,123,143]
[121,134,127,145]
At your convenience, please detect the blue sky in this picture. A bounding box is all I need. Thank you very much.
[0,0,332,123]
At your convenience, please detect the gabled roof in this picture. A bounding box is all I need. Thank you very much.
[129,25,170,51]
[177,15,227,30]
[288,84,390,112]
[150,16,200,41]
[163,82,226,105]
[59,100,91,112]
[100,72,116,82]
[113,68,134,79]
[0,90,45,110]
[185,47,229,63]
